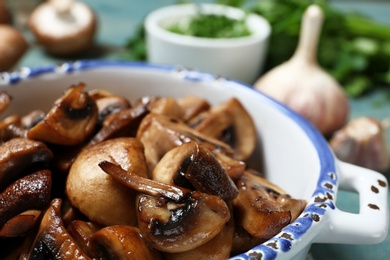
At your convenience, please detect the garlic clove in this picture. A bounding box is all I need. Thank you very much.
[329,116,390,173]
[28,0,97,57]
[254,4,349,136]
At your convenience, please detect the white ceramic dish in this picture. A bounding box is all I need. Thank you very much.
[0,60,388,260]
[145,3,271,84]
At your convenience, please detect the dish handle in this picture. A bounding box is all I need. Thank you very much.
[315,161,389,244]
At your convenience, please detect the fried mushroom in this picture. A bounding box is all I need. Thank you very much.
[99,161,231,253]
[190,98,257,161]
[66,137,148,226]
[152,141,238,201]
[27,83,98,146]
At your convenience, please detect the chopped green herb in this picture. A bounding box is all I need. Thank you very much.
[167,12,251,38]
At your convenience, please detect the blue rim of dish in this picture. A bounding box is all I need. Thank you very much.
[0,60,337,260]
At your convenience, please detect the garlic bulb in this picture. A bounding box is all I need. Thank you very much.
[254,4,349,136]
[330,116,390,173]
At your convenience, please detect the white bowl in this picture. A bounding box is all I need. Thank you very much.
[0,60,388,259]
[144,3,271,84]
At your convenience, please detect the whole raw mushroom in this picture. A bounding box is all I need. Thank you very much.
[28,0,97,56]
[0,25,28,71]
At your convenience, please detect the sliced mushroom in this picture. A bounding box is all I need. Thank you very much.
[27,83,98,146]
[21,110,46,129]
[88,103,149,146]
[90,225,163,260]
[0,210,41,238]
[136,113,235,173]
[163,214,235,260]
[67,220,101,258]
[190,98,257,161]
[0,170,51,229]
[0,115,24,142]
[148,97,184,119]
[98,161,231,253]
[231,225,267,255]
[176,95,211,122]
[152,141,238,201]
[233,171,306,239]
[88,89,131,126]
[66,137,148,226]
[26,198,91,259]
[0,138,53,191]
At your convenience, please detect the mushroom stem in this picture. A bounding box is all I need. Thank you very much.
[50,0,74,14]
[99,160,190,202]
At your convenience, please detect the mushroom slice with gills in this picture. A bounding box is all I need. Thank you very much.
[176,95,211,122]
[88,102,149,146]
[67,220,102,258]
[27,83,98,146]
[163,213,235,260]
[0,138,53,191]
[190,98,257,161]
[136,113,235,173]
[89,225,163,260]
[0,170,51,230]
[233,171,306,239]
[0,210,41,238]
[99,161,231,253]
[66,137,149,227]
[152,141,238,201]
[88,89,131,126]
[26,198,91,260]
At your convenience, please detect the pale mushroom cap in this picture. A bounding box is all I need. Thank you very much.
[29,2,94,38]
[28,1,97,56]
[66,138,148,226]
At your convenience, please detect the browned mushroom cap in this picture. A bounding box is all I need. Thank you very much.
[0,170,51,230]
[66,137,148,226]
[190,98,257,161]
[0,138,53,191]
[67,220,101,258]
[136,113,235,173]
[89,225,163,260]
[98,161,231,253]
[233,171,306,239]
[27,83,98,146]
[152,141,238,201]
[26,198,91,259]
[176,95,211,122]
[0,210,41,238]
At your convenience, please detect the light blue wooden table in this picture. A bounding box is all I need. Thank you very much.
[7,0,390,259]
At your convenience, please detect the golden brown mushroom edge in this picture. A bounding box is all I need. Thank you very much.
[0,83,306,259]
